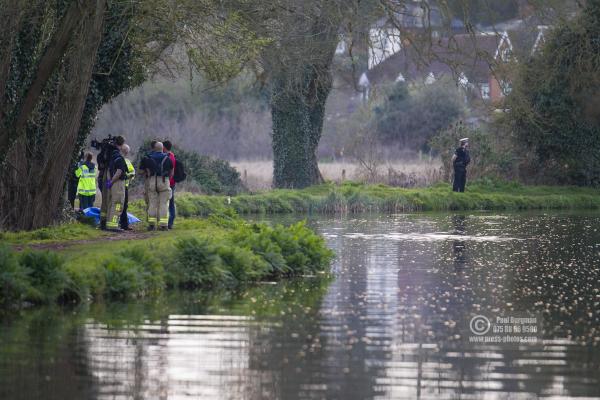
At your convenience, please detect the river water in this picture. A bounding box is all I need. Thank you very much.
[2,212,600,399]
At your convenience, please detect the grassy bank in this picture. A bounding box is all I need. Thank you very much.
[4,180,599,310]
[0,213,333,311]
[160,181,600,217]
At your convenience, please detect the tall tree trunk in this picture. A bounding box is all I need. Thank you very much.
[271,58,334,189]
[0,0,107,230]
[0,1,85,163]
[269,8,338,189]
[0,0,23,130]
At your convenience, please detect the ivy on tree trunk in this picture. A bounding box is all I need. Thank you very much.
[270,44,335,189]
[0,1,107,230]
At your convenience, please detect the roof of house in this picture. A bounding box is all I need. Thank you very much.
[363,24,544,87]
[365,33,504,86]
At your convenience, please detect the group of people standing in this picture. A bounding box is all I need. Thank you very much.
[68,136,179,232]
[67,135,469,231]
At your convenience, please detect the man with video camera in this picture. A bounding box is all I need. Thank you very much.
[94,135,127,231]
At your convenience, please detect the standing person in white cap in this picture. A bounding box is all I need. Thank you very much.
[452,138,470,192]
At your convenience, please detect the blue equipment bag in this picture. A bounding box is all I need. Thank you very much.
[83,207,140,225]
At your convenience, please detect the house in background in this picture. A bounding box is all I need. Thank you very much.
[358,23,549,105]
[367,1,467,69]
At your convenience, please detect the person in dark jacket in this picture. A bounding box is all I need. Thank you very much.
[105,140,128,231]
[142,142,173,231]
[163,140,176,229]
[99,136,125,229]
[452,138,470,192]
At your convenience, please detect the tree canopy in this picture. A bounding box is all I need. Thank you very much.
[505,0,600,185]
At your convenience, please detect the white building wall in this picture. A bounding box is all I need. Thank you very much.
[369,28,402,69]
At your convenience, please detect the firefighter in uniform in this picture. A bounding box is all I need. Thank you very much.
[105,142,128,231]
[119,144,135,230]
[75,152,97,210]
[142,141,173,231]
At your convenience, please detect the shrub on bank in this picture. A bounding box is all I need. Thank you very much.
[1,216,334,310]
[0,246,69,308]
[18,250,67,304]
[172,237,227,287]
[0,245,30,309]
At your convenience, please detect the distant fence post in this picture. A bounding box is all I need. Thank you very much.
[341,169,346,182]
[243,169,247,184]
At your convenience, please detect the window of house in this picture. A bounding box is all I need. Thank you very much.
[501,47,512,62]
[425,73,436,85]
[500,80,512,95]
[480,83,490,99]
[335,40,346,55]
[458,72,469,88]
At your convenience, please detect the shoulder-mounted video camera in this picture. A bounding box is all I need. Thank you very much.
[91,135,123,170]
[90,135,120,151]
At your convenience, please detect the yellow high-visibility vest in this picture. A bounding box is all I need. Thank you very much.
[125,158,135,188]
[75,164,97,197]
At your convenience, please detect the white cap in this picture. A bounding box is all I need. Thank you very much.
[459,138,469,143]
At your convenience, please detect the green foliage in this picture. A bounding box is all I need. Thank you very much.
[102,246,166,298]
[74,1,145,160]
[1,211,334,311]
[1,223,106,245]
[230,221,334,278]
[18,250,67,305]
[188,154,244,195]
[373,80,466,151]
[232,224,290,276]
[134,142,245,195]
[215,245,269,282]
[429,122,517,181]
[103,257,146,298]
[505,1,600,185]
[271,221,333,275]
[64,260,107,301]
[154,182,600,217]
[0,244,30,309]
[120,247,166,294]
[172,237,227,287]
[185,11,270,84]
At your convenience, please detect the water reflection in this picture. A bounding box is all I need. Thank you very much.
[451,215,467,270]
[2,212,600,399]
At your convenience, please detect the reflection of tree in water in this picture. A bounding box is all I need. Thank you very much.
[452,214,468,270]
[248,217,398,399]
[0,308,98,399]
[242,278,334,399]
[286,220,386,399]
